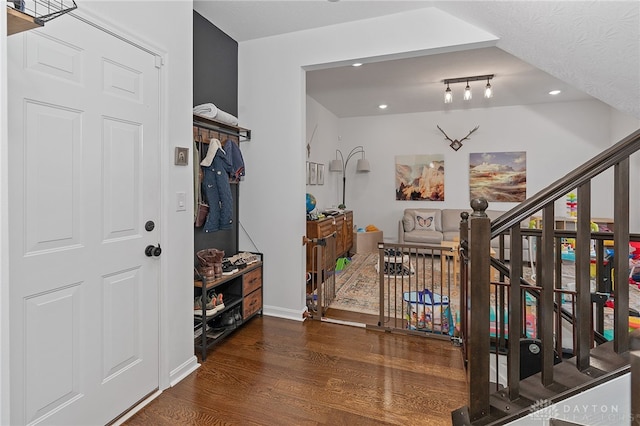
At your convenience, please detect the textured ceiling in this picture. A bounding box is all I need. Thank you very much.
[436,1,640,120]
[194,1,640,119]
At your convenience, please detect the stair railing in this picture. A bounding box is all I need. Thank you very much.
[459,128,640,423]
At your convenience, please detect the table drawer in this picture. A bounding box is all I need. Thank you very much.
[243,266,262,295]
[243,289,262,318]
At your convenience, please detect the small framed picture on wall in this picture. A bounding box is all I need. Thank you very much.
[317,163,324,185]
[308,162,317,185]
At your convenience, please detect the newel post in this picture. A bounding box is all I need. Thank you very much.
[468,198,491,421]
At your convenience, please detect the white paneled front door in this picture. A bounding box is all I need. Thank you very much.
[8,14,160,426]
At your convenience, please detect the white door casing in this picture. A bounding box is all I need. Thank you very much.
[8,15,160,426]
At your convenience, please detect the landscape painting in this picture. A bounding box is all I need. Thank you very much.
[395,154,445,201]
[469,151,526,202]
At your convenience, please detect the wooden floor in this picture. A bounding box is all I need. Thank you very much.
[123,315,468,425]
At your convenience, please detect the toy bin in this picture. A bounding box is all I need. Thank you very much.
[404,289,454,335]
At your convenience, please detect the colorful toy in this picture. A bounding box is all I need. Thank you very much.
[335,257,351,271]
[566,192,577,217]
[489,305,537,339]
[629,316,640,330]
[631,264,640,285]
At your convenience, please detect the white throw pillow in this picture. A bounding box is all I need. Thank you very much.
[415,212,436,231]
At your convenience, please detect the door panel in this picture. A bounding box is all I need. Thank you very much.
[25,285,82,423]
[103,117,141,239]
[24,101,82,253]
[102,268,141,379]
[8,15,160,426]
[24,31,83,83]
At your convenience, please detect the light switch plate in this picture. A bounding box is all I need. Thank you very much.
[176,192,186,211]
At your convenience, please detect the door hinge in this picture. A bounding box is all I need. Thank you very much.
[155,56,164,68]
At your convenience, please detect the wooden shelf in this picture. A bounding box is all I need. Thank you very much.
[194,261,262,289]
[193,113,251,141]
[530,216,614,231]
[7,7,43,35]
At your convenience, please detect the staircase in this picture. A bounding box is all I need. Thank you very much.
[453,128,640,425]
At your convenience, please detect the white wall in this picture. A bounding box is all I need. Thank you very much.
[611,110,640,234]
[305,97,340,211]
[1,4,196,420]
[0,4,8,425]
[334,100,640,240]
[237,7,499,319]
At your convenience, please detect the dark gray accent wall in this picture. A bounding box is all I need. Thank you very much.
[193,11,240,263]
[193,10,238,116]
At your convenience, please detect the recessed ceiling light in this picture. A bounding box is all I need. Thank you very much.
[352,63,363,67]
[549,90,562,95]
[378,104,388,109]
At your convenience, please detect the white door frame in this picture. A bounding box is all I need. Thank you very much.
[1,6,11,426]
[0,7,170,422]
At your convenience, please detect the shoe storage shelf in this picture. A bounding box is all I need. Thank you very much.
[194,253,263,360]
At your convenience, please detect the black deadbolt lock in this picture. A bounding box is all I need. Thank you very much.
[145,221,155,232]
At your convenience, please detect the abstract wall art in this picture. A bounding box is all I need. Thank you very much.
[395,154,445,201]
[469,151,526,202]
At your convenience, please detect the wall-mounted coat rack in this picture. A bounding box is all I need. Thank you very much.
[193,114,251,143]
[7,0,78,36]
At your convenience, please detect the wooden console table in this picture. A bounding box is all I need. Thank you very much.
[306,211,353,275]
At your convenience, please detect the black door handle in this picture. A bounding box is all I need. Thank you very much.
[145,244,162,257]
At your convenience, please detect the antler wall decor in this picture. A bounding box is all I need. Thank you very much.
[437,125,479,151]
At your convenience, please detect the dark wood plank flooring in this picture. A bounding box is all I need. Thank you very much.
[323,307,380,325]
[124,316,468,425]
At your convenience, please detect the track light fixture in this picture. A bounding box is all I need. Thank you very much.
[443,74,494,103]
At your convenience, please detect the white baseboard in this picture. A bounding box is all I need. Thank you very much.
[262,304,306,321]
[169,355,200,387]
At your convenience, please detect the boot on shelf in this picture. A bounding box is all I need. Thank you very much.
[212,249,225,278]
[196,248,225,280]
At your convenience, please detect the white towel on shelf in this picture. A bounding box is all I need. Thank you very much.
[193,103,238,126]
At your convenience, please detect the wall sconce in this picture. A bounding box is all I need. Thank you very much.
[329,146,370,208]
[443,74,494,103]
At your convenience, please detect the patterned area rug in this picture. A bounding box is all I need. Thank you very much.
[330,253,381,315]
[330,253,459,317]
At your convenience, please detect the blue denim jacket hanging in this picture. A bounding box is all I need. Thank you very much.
[224,137,245,181]
[201,140,234,232]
